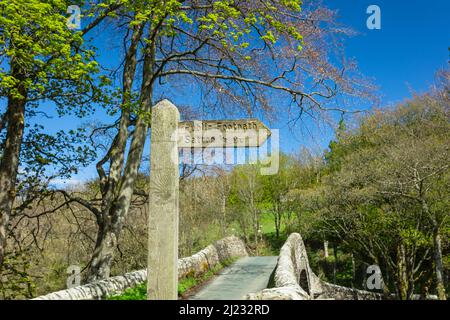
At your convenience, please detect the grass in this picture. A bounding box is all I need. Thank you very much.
[107,282,147,300]
[107,259,236,300]
[259,212,282,235]
[226,212,288,256]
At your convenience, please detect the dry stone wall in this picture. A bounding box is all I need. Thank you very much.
[33,236,247,300]
[246,233,384,300]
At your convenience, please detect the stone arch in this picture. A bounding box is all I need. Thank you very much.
[299,269,310,295]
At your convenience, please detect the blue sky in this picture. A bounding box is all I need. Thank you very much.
[280,0,449,153]
[327,0,449,103]
[34,0,450,185]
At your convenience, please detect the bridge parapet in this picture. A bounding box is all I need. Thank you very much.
[32,236,248,300]
[246,233,384,300]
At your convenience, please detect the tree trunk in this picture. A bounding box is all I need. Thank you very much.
[397,243,408,300]
[250,195,258,246]
[239,216,249,243]
[85,22,151,281]
[333,243,338,284]
[253,210,258,245]
[422,200,446,300]
[0,74,27,265]
[432,226,447,300]
[87,115,151,281]
[86,110,151,281]
[274,203,280,239]
[221,195,226,238]
[383,262,391,296]
[324,240,329,258]
[86,221,120,282]
[351,252,355,288]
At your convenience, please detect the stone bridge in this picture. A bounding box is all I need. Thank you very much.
[245,233,383,300]
[33,233,383,300]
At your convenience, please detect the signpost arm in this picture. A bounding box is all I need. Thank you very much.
[147,100,180,300]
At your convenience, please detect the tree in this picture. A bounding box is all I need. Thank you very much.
[261,153,297,238]
[317,88,449,299]
[212,167,232,238]
[371,93,449,299]
[229,164,264,246]
[0,0,106,266]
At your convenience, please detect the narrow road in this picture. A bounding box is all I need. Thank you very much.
[189,256,278,300]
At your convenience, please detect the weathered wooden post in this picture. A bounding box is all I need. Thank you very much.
[147,100,180,300]
[147,99,273,300]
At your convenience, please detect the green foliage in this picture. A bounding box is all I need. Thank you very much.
[0,0,103,112]
[261,231,288,255]
[195,0,303,54]
[108,282,147,300]
[310,91,450,297]
[177,276,198,296]
[0,250,36,299]
[19,125,95,179]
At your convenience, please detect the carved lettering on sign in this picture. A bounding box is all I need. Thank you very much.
[178,119,271,148]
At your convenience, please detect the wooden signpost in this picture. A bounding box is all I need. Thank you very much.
[147,100,271,300]
[178,119,271,148]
